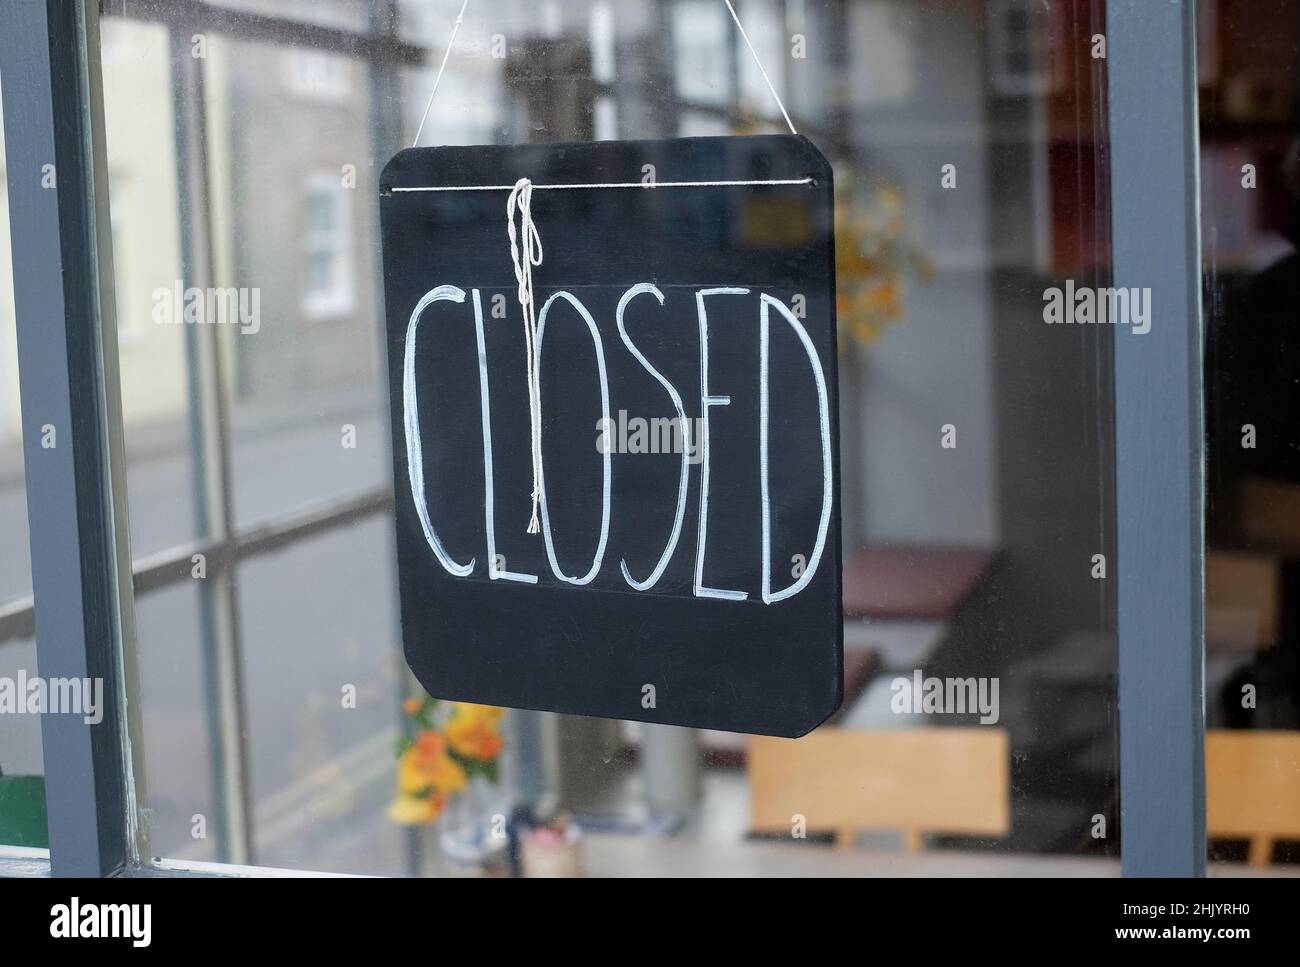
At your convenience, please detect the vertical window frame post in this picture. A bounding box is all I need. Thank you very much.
[1106,0,1208,877]
[0,0,143,876]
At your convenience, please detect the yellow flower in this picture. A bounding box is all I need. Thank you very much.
[399,729,468,794]
[426,750,467,793]
[452,703,504,721]
[446,706,504,761]
[387,792,444,825]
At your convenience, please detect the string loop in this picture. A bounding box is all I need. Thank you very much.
[507,178,545,534]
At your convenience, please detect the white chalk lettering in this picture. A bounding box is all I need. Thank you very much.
[614,283,690,591]
[401,283,833,603]
[536,290,612,586]
[759,294,832,603]
[692,287,750,602]
[475,289,538,584]
[403,285,476,576]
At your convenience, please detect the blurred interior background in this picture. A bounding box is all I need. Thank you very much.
[0,0,1296,875]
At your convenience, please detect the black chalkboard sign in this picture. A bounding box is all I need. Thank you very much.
[379,135,841,736]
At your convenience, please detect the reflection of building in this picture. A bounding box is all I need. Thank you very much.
[223,40,377,401]
[100,20,188,427]
[1,6,387,436]
[2,22,189,437]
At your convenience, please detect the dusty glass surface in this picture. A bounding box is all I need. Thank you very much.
[1201,0,1300,868]
[92,0,1126,875]
[0,73,45,849]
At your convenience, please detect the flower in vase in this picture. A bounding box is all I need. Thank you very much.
[403,729,469,793]
[389,698,506,827]
[390,730,466,825]
[445,703,504,761]
[387,791,445,825]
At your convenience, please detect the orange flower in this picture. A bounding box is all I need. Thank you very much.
[414,728,445,759]
[446,706,504,761]
[400,729,468,794]
[403,696,423,715]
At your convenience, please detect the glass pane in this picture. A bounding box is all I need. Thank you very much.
[0,74,46,849]
[101,17,203,560]
[97,0,1124,876]
[1200,0,1300,870]
[133,583,216,859]
[673,0,734,106]
[236,518,404,873]
[210,34,388,525]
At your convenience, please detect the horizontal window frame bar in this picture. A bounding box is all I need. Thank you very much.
[0,844,354,878]
[0,483,394,645]
[111,0,427,66]
[137,856,363,878]
[0,846,52,877]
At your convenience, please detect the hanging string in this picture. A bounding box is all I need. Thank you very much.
[411,0,470,148]
[722,0,797,136]
[506,178,545,534]
[410,0,798,147]
[392,176,814,194]
[406,1,807,533]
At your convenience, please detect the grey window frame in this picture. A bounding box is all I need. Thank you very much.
[0,0,1206,878]
[1107,0,1206,877]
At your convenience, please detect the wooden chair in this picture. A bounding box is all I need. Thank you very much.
[748,728,1010,849]
[1206,729,1300,865]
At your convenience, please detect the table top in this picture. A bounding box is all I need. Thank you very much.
[842,546,996,620]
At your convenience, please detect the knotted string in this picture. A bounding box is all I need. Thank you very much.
[409,1,803,535]
[507,178,545,534]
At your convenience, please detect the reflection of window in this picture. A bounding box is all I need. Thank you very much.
[109,198,141,346]
[989,0,1057,96]
[736,0,785,111]
[283,48,351,102]
[301,172,353,319]
[672,0,732,106]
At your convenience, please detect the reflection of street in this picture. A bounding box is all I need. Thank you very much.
[0,400,419,874]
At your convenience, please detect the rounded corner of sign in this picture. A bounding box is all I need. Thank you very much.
[780,696,843,739]
[379,149,419,195]
[399,640,430,683]
[781,717,827,740]
[796,139,834,189]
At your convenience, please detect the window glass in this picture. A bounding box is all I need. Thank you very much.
[208,32,389,526]
[1200,0,1300,869]
[95,0,1123,876]
[236,518,403,873]
[0,74,46,850]
[132,583,215,859]
[673,0,734,106]
[100,17,202,560]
